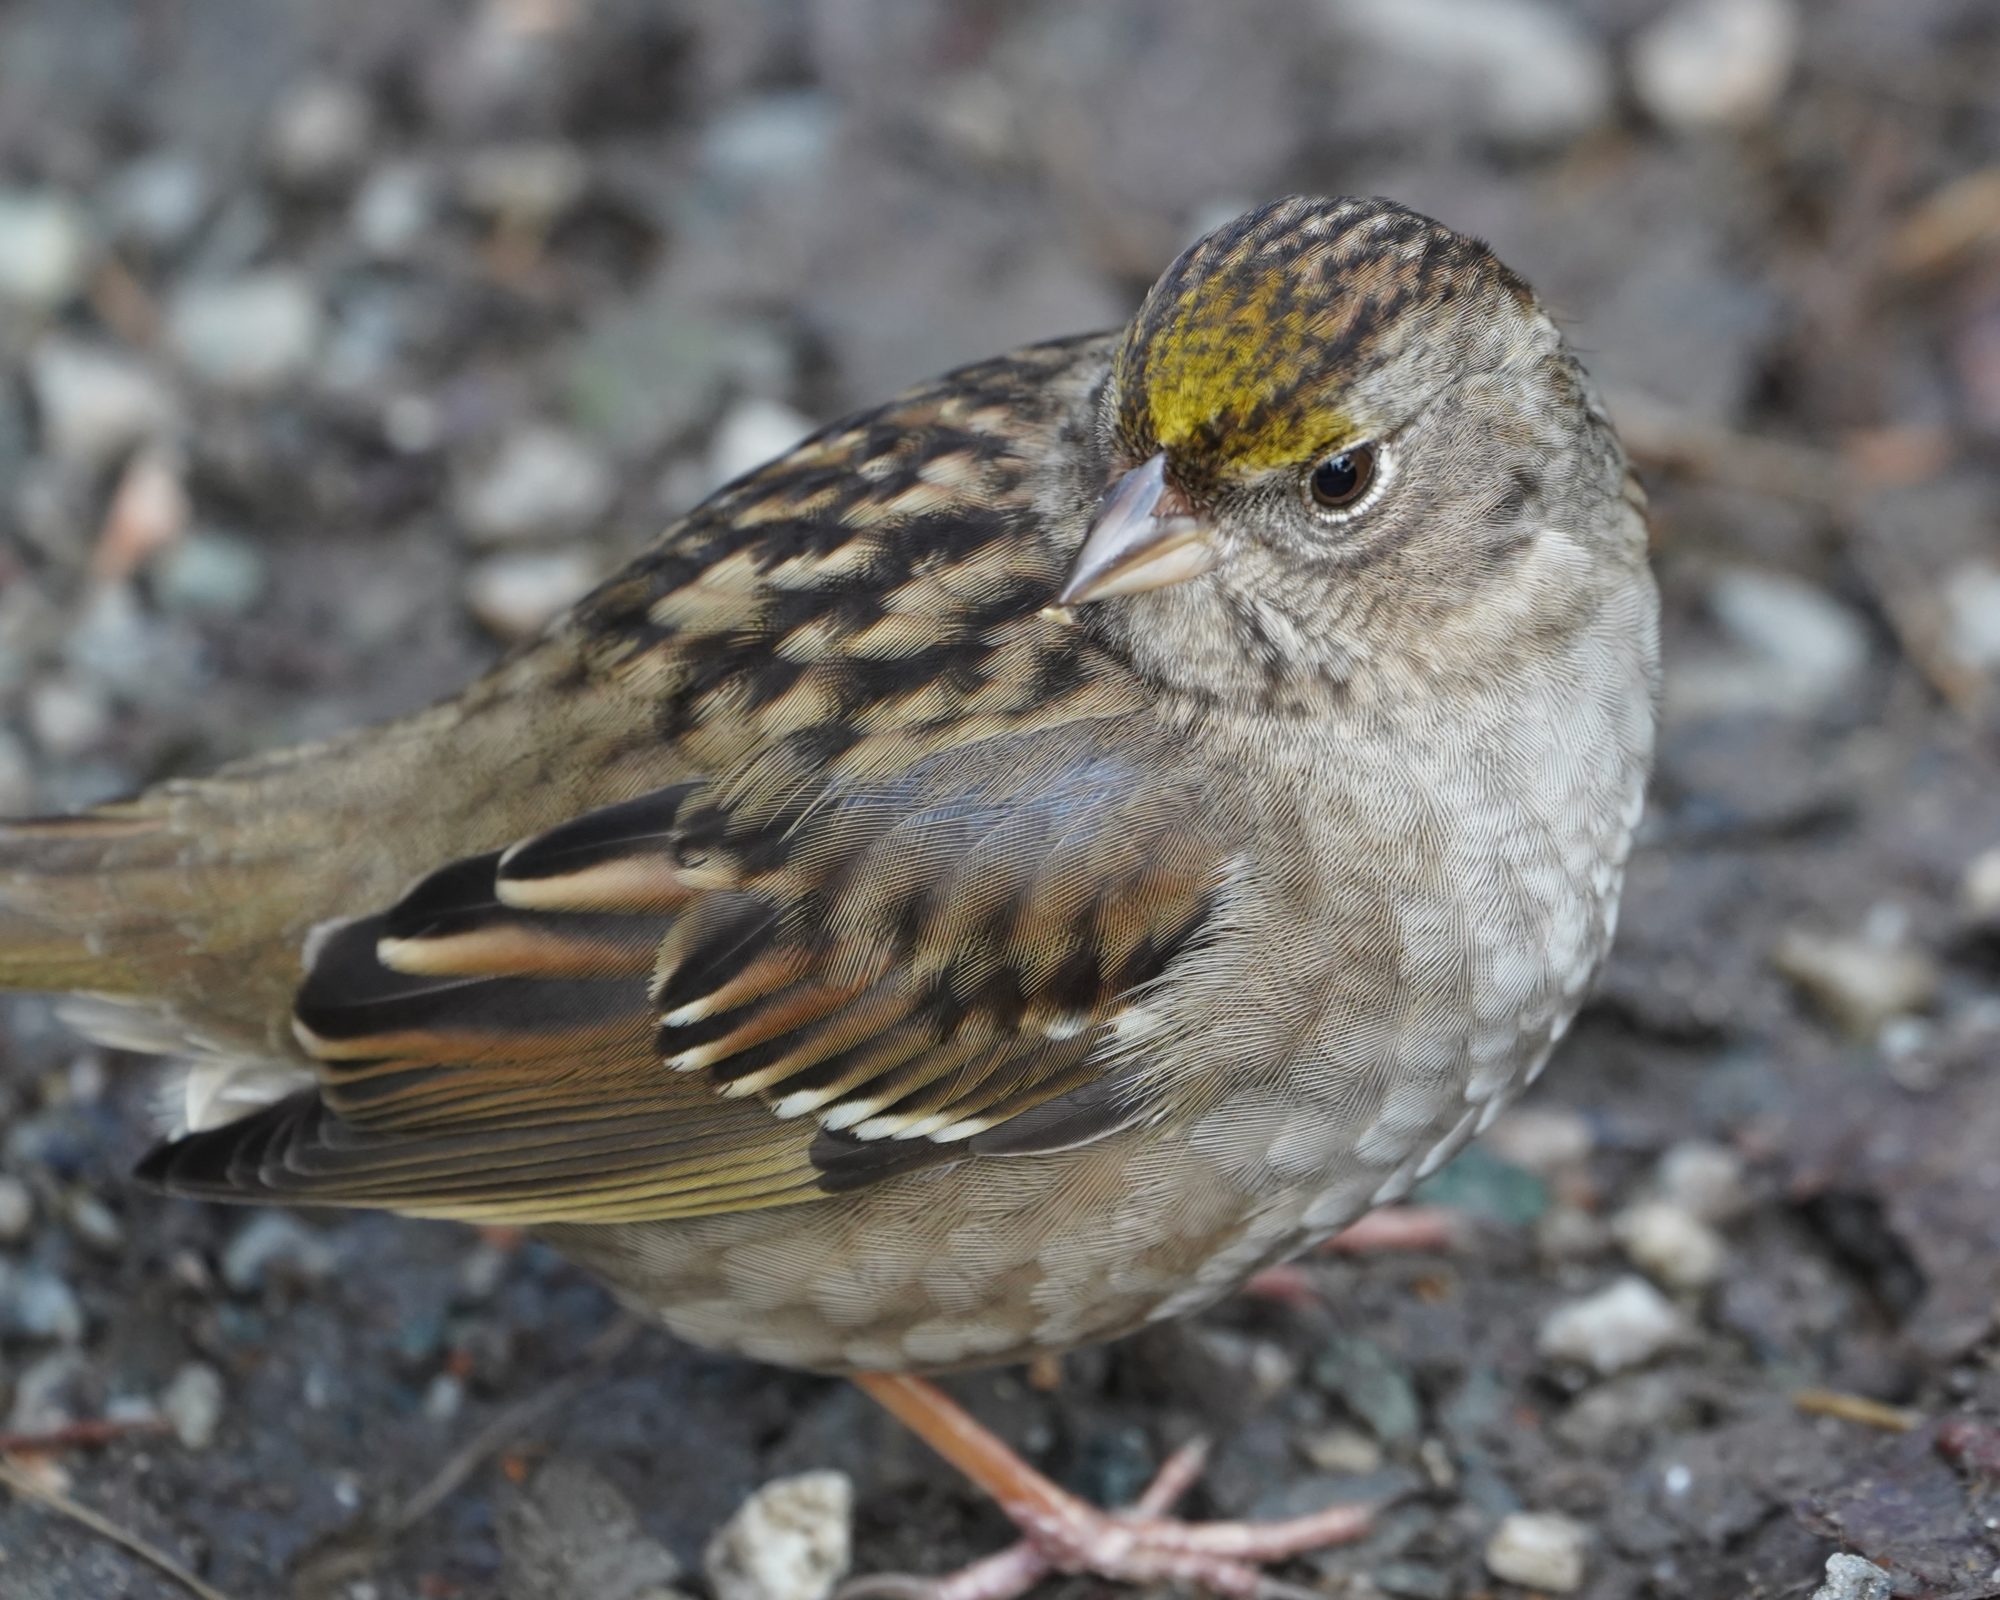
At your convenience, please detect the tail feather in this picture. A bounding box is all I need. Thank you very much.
[0,810,187,996]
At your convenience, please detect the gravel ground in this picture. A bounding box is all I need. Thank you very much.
[2,3,1998,1598]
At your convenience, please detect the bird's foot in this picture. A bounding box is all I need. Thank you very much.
[843,1382,1376,1600]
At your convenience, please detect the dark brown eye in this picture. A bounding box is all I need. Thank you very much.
[1307,444,1377,511]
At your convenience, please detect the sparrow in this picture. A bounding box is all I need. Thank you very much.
[0,195,1659,1598]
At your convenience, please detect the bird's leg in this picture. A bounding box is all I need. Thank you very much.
[1243,1204,1461,1305]
[843,1373,1376,1600]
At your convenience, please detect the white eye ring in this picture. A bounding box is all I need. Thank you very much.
[1303,441,1391,520]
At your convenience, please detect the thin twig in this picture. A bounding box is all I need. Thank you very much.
[0,1417,171,1456]
[0,1455,241,1600]
[1792,1387,1922,1433]
[386,1313,641,1537]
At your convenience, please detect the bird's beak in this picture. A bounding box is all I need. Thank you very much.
[1055,451,1218,606]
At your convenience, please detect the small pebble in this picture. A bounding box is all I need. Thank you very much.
[351,162,436,258]
[1536,1202,1613,1262]
[222,1211,337,1293]
[167,270,324,392]
[705,1471,853,1600]
[27,675,112,760]
[154,532,268,617]
[161,1362,225,1450]
[0,1174,35,1242]
[1613,1200,1726,1291]
[1964,846,2000,921]
[7,1349,92,1434]
[466,549,603,641]
[1632,0,1800,131]
[65,1191,124,1254]
[0,189,93,307]
[1485,1511,1588,1593]
[707,397,815,491]
[267,77,374,188]
[1810,1552,1894,1600]
[30,339,179,470]
[5,1266,87,1343]
[423,1373,465,1422]
[1482,1106,1594,1176]
[103,152,210,249]
[1943,562,2000,676]
[1773,927,1938,1036]
[460,141,589,226]
[1299,1425,1384,1476]
[1538,1275,1689,1375]
[1656,1140,1750,1223]
[455,425,616,545]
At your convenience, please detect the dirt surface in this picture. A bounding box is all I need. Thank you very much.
[2,3,1998,1598]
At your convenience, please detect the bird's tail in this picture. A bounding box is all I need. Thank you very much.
[0,808,185,997]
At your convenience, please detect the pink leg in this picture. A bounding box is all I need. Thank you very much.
[843,1376,1376,1600]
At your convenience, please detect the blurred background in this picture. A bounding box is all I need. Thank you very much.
[0,2,1996,1597]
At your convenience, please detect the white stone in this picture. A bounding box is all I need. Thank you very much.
[455,425,616,545]
[268,77,374,187]
[708,397,814,491]
[1485,1511,1588,1593]
[0,189,93,307]
[1966,847,2000,920]
[1482,1106,1594,1175]
[705,1471,852,1600]
[352,162,435,258]
[103,152,209,248]
[1633,0,1801,131]
[1811,1552,1894,1600]
[1710,566,1868,701]
[1773,927,1938,1036]
[1656,1140,1750,1223]
[222,1211,337,1292]
[27,675,111,759]
[1323,0,1613,146]
[465,548,602,642]
[167,271,323,392]
[0,1175,33,1242]
[460,142,588,224]
[31,339,179,470]
[1538,1275,1689,1375]
[1944,561,2000,676]
[1613,1200,1727,1290]
[161,1362,225,1450]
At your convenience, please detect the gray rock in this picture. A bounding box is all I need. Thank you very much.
[161,1362,225,1451]
[704,1471,853,1600]
[1320,0,1613,147]
[0,1174,36,1242]
[0,189,94,308]
[1311,1332,1421,1442]
[501,1459,686,1600]
[352,161,437,259]
[466,549,604,642]
[1485,1511,1588,1593]
[455,426,616,546]
[65,1191,124,1254]
[103,152,211,249]
[1810,1552,1893,1600]
[6,1349,94,1434]
[27,674,112,760]
[5,1265,87,1343]
[1481,1107,1594,1176]
[154,532,268,617]
[1671,567,1870,721]
[700,93,838,190]
[1538,1276,1689,1375]
[1632,0,1800,132]
[221,1211,338,1293]
[167,270,324,392]
[31,338,180,469]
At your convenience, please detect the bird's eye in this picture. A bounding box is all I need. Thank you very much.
[1306,444,1378,513]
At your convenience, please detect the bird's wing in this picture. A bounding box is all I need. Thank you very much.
[137,718,1238,1225]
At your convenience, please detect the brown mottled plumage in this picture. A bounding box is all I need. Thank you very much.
[0,197,1658,1594]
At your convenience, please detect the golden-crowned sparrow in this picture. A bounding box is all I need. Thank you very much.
[0,196,1658,1595]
